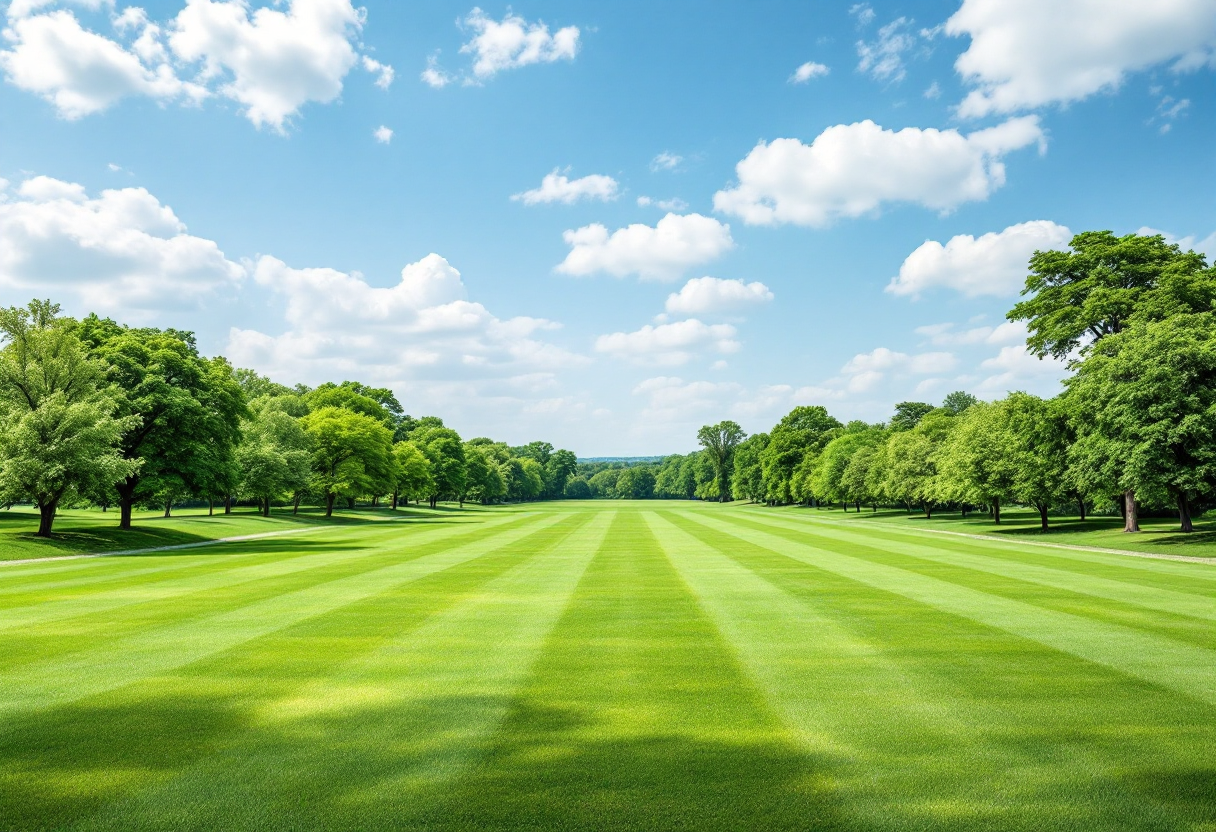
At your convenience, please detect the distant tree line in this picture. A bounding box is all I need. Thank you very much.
[0,303,579,537]
[698,231,1216,534]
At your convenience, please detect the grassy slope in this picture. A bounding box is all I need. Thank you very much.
[1,501,1214,831]
[0,504,468,561]
[769,502,1216,559]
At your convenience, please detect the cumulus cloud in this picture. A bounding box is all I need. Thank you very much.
[886,220,1072,298]
[664,277,773,318]
[789,61,829,83]
[373,125,393,143]
[1138,225,1216,260]
[556,213,734,281]
[842,347,957,377]
[975,345,1069,394]
[458,7,579,81]
[511,170,619,205]
[650,152,683,172]
[0,175,244,317]
[228,253,586,386]
[0,0,390,130]
[420,53,454,88]
[595,320,740,366]
[713,116,1045,227]
[947,0,1216,118]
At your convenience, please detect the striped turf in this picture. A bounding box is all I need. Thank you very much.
[1,501,1214,831]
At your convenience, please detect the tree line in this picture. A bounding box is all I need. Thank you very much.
[0,304,579,537]
[693,231,1216,534]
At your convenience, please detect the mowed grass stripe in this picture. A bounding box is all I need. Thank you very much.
[0,514,546,673]
[0,511,535,633]
[645,510,1193,832]
[731,512,1216,637]
[757,508,1216,591]
[689,511,1216,707]
[41,511,615,832]
[405,509,835,832]
[0,510,568,715]
[723,512,1216,653]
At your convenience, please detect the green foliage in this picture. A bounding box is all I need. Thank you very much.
[730,433,769,502]
[697,420,746,502]
[616,466,656,500]
[300,407,395,516]
[393,441,435,506]
[889,402,935,432]
[0,301,139,536]
[940,390,979,415]
[1009,231,1213,360]
[563,476,592,499]
[760,407,839,504]
[411,426,467,506]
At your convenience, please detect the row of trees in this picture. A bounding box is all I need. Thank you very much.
[696,231,1216,533]
[0,302,579,537]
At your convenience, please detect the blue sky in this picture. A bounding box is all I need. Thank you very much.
[0,0,1213,455]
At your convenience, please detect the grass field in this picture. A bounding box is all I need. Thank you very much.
[2,501,1215,831]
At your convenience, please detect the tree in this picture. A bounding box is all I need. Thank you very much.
[0,301,138,537]
[1005,393,1071,531]
[940,391,979,415]
[697,421,746,502]
[300,407,394,516]
[840,444,878,511]
[461,442,503,505]
[933,401,1016,522]
[544,449,578,498]
[760,407,840,503]
[1067,314,1216,532]
[237,409,310,516]
[1009,231,1212,360]
[412,426,466,508]
[617,466,656,499]
[812,432,876,510]
[889,402,935,432]
[882,431,937,517]
[588,468,621,498]
[79,317,247,530]
[392,441,434,508]
[730,433,769,502]
[563,477,592,499]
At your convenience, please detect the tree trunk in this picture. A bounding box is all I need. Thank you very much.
[224,494,233,515]
[922,500,932,519]
[1123,490,1140,533]
[263,498,271,518]
[347,497,356,510]
[37,499,58,538]
[992,497,1001,525]
[391,490,399,510]
[429,496,437,509]
[117,481,136,530]
[1076,492,1086,521]
[1178,493,1194,533]
[163,500,172,518]
[293,494,302,515]
[1038,504,1049,532]
[325,493,335,517]
[372,495,379,508]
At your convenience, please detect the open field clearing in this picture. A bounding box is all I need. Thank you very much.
[3,501,1216,831]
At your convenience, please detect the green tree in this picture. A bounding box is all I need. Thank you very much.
[1006,393,1071,531]
[698,420,747,502]
[461,442,504,505]
[840,443,879,511]
[617,466,656,499]
[812,432,877,510]
[412,426,467,508]
[588,468,620,498]
[882,431,937,516]
[730,433,769,502]
[1009,231,1213,360]
[300,406,394,516]
[0,301,138,537]
[760,407,840,503]
[392,441,434,508]
[544,449,578,498]
[933,400,1016,522]
[79,317,248,530]
[237,409,311,516]
[563,476,592,499]
[940,390,979,415]
[1067,314,1216,532]
[889,402,935,432]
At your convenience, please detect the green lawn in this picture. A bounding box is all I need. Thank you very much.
[2,501,1215,831]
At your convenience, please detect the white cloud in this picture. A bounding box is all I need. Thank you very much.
[849,3,876,28]
[650,152,683,172]
[975,345,1069,394]
[0,175,244,318]
[169,0,369,131]
[842,347,957,376]
[636,196,689,211]
[512,170,619,205]
[1138,225,1216,260]
[924,80,941,99]
[887,220,1072,298]
[373,125,393,144]
[856,17,915,82]
[0,0,387,129]
[713,116,1044,227]
[946,0,1216,118]
[789,61,829,83]
[420,53,453,88]
[0,8,200,119]
[458,7,579,81]
[664,276,773,318]
[361,55,394,89]
[596,319,740,366]
[229,253,586,386]
[556,213,734,281]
